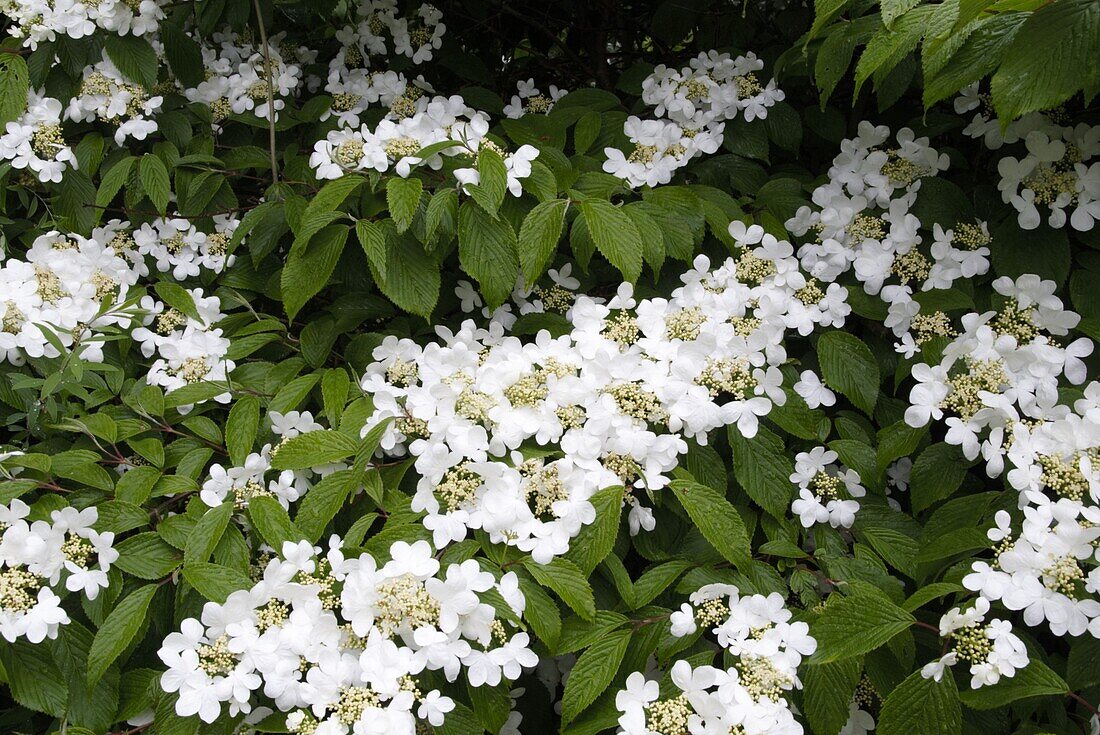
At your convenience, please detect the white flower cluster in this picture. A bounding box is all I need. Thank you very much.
[132,214,238,279]
[0,225,145,364]
[159,538,534,733]
[604,51,783,188]
[65,53,163,144]
[0,215,239,411]
[183,31,313,125]
[955,84,1100,231]
[789,446,865,529]
[311,4,539,192]
[783,121,994,358]
[0,91,78,183]
[503,78,567,119]
[358,232,849,562]
[617,585,815,735]
[0,501,117,643]
[1,0,166,49]
[921,597,1029,689]
[199,410,330,510]
[901,272,1100,637]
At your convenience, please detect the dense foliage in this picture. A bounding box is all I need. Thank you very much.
[0,1,1098,734]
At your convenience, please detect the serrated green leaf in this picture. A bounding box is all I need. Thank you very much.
[387,176,423,233]
[523,557,596,621]
[86,585,157,687]
[458,200,520,309]
[248,495,307,551]
[671,479,751,570]
[139,154,171,214]
[560,628,631,724]
[879,668,961,735]
[818,331,879,415]
[518,198,569,285]
[811,591,915,663]
[578,199,642,282]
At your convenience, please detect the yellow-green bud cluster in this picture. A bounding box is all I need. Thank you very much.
[605,382,668,425]
[665,306,706,340]
[374,574,441,636]
[941,359,1007,422]
[437,463,482,512]
[695,357,755,400]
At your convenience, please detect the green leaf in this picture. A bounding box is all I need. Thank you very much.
[574,111,601,154]
[96,155,135,213]
[248,495,307,551]
[86,585,157,687]
[308,174,365,219]
[560,629,631,724]
[370,229,440,319]
[958,659,1068,710]
[139,154,171,214]
[523,557,597,621]
[183,562,253,603]
[991,0,1100,121]
[161,23,204,87]
[818,331,880,415]
[882,0,921,28]
[990,219,1070,285]
[458,200,520,309]
[565,485,623,574]
[631,559,691,609]
[577,199,642,282]
[114,533,180,580]
[671,479,751,570]
[183,502,233,567]
[861,526,919,578]
[853,8,933,96]
[517,574,562,651]
[910,443,969,512]
[924,13,1026,109]
[0,52,29,126]
[387,176,423,233]
[804,658,863,735]
[811,591,915,663]
[225,394,259,466]
[356,219,387,281]
[153,281,201,322]
[270,429,358,470]
[878,669,961,735]
[281,224,349,319]
[104,34,158,88]
[470,145,507,215]
[321,368,351,426]
[808,0,853,42]
[518,198,569,285]
[295,469,359,542]
[728,426,794,519]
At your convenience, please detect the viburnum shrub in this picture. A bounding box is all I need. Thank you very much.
[0,1,1098,734]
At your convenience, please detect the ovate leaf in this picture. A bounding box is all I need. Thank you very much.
[818,331,880,415]
[671,479,751,570]
[560,629,631,724]
[87,585,157,687]
[878,669,961,735]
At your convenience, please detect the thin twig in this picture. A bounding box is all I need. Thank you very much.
[251,0,280,185]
